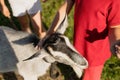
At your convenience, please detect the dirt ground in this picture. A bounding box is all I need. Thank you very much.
[0,63,82,80]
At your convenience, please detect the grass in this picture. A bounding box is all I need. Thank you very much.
[101,56,120,80]
[0,0,120,80]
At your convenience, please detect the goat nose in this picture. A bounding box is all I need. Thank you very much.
[71,53,88,68]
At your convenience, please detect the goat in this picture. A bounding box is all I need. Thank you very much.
[0,14,88,80]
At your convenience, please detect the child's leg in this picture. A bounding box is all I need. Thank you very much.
[82,65,104,80]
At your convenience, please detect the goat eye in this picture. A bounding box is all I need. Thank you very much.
[53,38,61,45]
[48,35,60,43]
[45,34,62,45]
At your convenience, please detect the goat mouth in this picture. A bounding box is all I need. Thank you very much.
[47,47,88,68]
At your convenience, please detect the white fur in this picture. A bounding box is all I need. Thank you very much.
[0,26,51,80]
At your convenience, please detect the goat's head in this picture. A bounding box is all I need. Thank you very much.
[25,14,88,78]
[40,32,88,77]
[43,33,88,67]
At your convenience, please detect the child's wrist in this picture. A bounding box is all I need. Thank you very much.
[110,40,120,54]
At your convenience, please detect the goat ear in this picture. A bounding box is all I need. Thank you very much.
[56,14,68,34]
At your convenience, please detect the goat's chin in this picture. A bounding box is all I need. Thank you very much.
[72,66,83,78]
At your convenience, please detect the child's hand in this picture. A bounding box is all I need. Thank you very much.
[115,45,120,58]
[111,40,120,58]
[35,34,49,50]
[35,39,43,50]
[2,6,11,18]
[42,0,47,2]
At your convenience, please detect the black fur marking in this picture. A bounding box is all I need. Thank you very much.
[23,51,40,61]
[12,34,39,47]
[43,33,74,55]
[50,62,59,79]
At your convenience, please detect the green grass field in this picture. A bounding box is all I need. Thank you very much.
[0,0,120,80]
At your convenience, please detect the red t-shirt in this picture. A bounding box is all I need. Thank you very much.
[73,0,120,66]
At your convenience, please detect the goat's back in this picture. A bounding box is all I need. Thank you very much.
[0,26,39,72]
